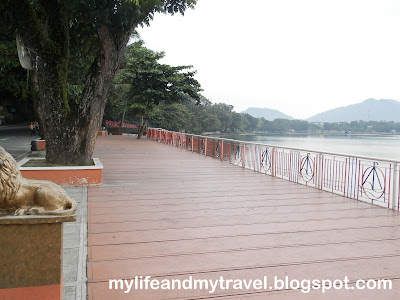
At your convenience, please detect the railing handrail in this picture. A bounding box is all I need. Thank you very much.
[148,128,400,211]
[149,128,400,164]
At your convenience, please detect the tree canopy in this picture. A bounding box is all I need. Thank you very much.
[106,40,201,137]
[0,23,34,123]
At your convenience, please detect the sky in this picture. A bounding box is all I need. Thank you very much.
[137,0,400,120]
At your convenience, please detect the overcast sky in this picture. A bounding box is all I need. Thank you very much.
[138,0,400,120]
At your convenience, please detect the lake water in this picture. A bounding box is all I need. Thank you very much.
[217,134,400,161]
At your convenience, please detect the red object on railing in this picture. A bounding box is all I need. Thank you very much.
[105,120,138,128]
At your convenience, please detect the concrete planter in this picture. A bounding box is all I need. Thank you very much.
[0,214,75,300]
[17,158,103,186]
[31,139,46,151]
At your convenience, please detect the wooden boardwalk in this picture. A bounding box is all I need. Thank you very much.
[88,136,400,299]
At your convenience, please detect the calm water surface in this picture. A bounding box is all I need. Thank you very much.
[218,134,400,161]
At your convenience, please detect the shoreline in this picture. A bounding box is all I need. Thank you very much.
[210,132,399,137]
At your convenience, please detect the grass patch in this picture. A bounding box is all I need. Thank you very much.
[22,159,95,167]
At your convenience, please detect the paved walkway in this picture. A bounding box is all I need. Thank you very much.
[63,186,88,300]
[87,136,400,299]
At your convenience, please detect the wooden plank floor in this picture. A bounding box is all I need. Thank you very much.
[88,136,400,299]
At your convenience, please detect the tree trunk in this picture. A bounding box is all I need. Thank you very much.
[137,117,149,139]
[30,71,45,140]
[32,26,130,165]
[6,0,153,165]
[119,109,126,128]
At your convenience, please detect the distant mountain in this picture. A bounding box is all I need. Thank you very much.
[307,98,400,122]
[242,107,293,121]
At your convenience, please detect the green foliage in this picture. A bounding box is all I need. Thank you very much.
[151,99,400,135]
[0,21,26,98]
[323,120,400,133]
[0,22,35,122]
[0,0,198,110]
[153,102,192,131]
[0,39,29,100]
[106,40,201,123]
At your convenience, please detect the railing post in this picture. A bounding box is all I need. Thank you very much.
[229,143,231,163]
[271,147,276,177]
[180,134,183,148]
[266,147,275,177]
[316,153,323,190]
[391,163,399,210]
[254,146,257,172]
[221,141,224,161]
[242,144,245,168]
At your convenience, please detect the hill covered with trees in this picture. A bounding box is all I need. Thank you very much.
[242,107,293,121]
[307,98,400,122]
[147,98,400,135]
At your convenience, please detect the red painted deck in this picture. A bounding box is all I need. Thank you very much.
[88,136,400,299]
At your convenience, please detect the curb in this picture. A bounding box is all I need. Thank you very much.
[15,150,32,162]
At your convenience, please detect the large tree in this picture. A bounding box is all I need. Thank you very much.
[0,0,196,165]
[113,41,201,138]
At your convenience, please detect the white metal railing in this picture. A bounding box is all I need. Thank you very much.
[147,128,400,210]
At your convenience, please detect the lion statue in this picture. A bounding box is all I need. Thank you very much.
[0,146,76,216]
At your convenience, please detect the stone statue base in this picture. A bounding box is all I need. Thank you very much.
[0,214,75,299]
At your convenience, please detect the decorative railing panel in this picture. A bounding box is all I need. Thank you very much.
[147,128,400,210]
